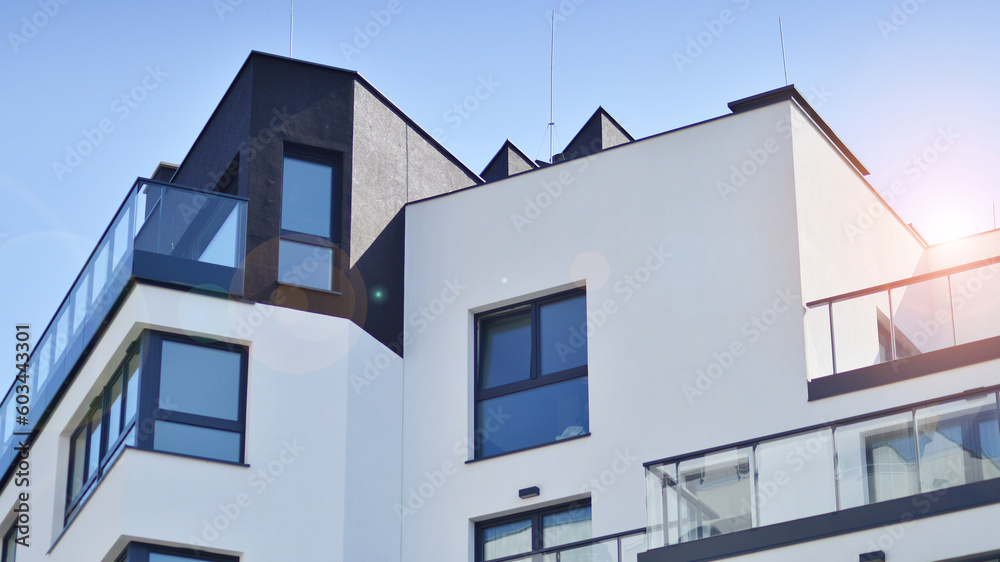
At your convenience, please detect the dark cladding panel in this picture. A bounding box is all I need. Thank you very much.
[171,63,253,193]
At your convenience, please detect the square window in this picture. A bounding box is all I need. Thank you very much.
[278,239,334,291]
[159,340,242,420]
[477,501,591,561]
[475,290,588,458]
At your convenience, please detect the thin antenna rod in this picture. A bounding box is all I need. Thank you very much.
[549,11,555,163]
[290,0,295,58]
[779,17,788,86]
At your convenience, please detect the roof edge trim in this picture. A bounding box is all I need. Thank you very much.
[728,84,869,176]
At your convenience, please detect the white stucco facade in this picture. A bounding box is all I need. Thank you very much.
[4,77,1000,562]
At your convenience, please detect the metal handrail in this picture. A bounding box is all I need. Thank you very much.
[805,256,1000,307]
[2,178,248,483]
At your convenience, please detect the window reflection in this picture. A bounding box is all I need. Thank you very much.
[675,448,753,542]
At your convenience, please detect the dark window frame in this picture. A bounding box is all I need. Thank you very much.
[66,340,141,518]
[475,499,592,562]
[863,423,917,505]
[116,541,240,562]
[474,288,589,459]
[278,144,344,293]
[137,331,248,462]
[66,331,247,523]
[2,523,16,562]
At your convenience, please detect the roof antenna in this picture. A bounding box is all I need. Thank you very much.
[290,0,295,58]
[779,17,788,86]
[535,11,559,163]
[549,10,556,163]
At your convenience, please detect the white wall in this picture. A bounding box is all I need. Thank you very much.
[401,101,814,560]
[401,97,1000,561]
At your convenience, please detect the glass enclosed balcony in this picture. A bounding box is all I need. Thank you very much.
[645,391,1000,551]
[805,259,1000,380]
[2,179,246,481]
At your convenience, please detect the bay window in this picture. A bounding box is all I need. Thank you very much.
[66,332,247,521]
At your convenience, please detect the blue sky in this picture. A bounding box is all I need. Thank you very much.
[2,0,999,337]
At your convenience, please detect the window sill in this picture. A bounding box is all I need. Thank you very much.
[466,432,591,464]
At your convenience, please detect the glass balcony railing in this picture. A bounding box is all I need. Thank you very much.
[645,391,1000,548]
[2,178,246,482]
[805,259,1000,378]
[491,529,647,562]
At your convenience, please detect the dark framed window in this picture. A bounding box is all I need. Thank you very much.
[278,146,342,292]
[67,341,141,517]
[115,541,239,562]
[2,524,17,562]
[475,289,589,458]
[476,500,592,562]
[66,331,247,521]
[140,332,247,463]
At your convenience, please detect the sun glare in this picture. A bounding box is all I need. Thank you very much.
[922,205,984,244]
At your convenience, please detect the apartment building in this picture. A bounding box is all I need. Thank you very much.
[3,51,999,562]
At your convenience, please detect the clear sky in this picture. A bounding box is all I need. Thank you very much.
[2,0,999,338]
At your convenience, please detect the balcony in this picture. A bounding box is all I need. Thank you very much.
[490,529,646,562]
[805,258,1000,398]
[643,389,1000,560]
[2,179,246,482]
